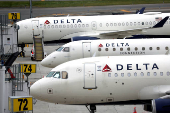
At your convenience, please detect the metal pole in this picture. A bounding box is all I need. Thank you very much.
[30,0,32,18]
[0,15,4,55]
[0,66,5,113]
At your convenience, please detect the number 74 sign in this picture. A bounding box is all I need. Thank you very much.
[20,64,36,73]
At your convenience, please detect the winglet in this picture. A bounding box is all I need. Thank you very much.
[153,16,169,28]
[137,7,145,14]
[92,52,96,57]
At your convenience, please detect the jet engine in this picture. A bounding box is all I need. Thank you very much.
[152,98,170,113]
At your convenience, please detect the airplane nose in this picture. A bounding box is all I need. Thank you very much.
[30,81,42,100]
[41,55,53,68]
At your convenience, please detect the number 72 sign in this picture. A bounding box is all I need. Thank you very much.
[8,96,33,112]
[20,64,36,73]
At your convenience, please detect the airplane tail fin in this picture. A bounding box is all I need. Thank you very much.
[153,16,169,28]
[136,7,145,14]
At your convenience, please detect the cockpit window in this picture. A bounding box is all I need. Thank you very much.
[46,71,55,77]
[62,71,68,79]
[62,47,69,52]
[53,72,60,78]
[56,47,64,51]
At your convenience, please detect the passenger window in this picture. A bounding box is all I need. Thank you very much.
[86,24,89,27]
[113,48,116,51]
[135,47,138,51]
[149,21,152,25]
[167,71,170,76]
[74,24,77,28]
[127,73,131,77]
[154,72,157,76]
[63,25,66,28]
[126,22,129,26]
[142,22,144,25]
[114,23,117,26]
[106,23,109,27]
[78,24,81,28]
[67,25,69,28]
[149,47,152,50]
[46,71,55,77]
[153,21,156,25]
[70,24,73,28]
[53,72,60,78]
[105,48,108,51]
[141,72,144,76]
[115,73,118,77]
[142,47,145,51]
[121,73,124,77]
[51,25,54,28]
[44,25,46,29]
[165,46,169,50]
[59,25,62,28]
[62,71,68,79]
[134,22,136,26]
[82,24,85,27]
[56,47,64,51]
[147,72,150,76]
[160,72,163,76]
[120,48,123,51]
[110,23,113,26]
[98,48,101,51]
[157,47,160,50]
[130,22,133,26]
[127,47,130,51]
[118,23,121,26]
[63,47,69,52]
[122,23,125,26]
[134,72,137,76]
[145,22,148,25]
[47,25,50,29]
[138,22,140,25]
[55,25,58,28]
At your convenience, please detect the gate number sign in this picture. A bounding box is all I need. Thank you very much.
[8,12,20,20]
[21,64,36,73]
[8,96,33,112]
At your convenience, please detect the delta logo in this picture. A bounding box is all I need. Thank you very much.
[44,20,50,24]
[102,64,112,72]
[98,44,103,47]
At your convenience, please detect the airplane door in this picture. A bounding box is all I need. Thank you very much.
[82,42,91,58]
[32,20,40,36]
[91,21,97,30]
[83,63,97,89]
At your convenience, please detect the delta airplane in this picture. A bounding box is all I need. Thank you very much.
[31,55,170,113]
[17,13,169,44]
[41,38,170,68]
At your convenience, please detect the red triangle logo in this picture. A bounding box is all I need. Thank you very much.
[44,20,50,24]
[102,64,112,72]
[98,44,103,47]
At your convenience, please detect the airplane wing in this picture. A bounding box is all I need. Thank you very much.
[61,16,169,40]
[99,16,169,36]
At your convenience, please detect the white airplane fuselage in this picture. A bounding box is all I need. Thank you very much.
[17,13,170,44]
[41,38,170,68]
[31,55,170,105]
